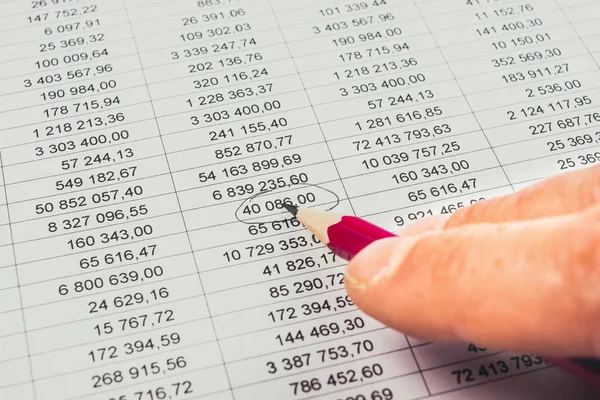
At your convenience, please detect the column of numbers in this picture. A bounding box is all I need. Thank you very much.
[284,0,515,236]
[422,0,600,192]
[413,0,577,393]
[0,0,225,399]
[267,1,456,399]
[126,0,354,399]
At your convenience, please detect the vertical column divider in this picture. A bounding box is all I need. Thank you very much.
[266,0,358,217]
[120,2,236,398]
[0,151,37,400]
[413,1,516,194]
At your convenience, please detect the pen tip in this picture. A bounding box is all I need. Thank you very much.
[282,203,298,216]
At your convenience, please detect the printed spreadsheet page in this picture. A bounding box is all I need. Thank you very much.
[0,0,599,399]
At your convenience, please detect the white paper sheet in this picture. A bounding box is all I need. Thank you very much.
[0,0,598,398]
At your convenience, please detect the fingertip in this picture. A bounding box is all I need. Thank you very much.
[344,235,427,338]
[345,236,420,291]
[345,211,600,358]
[344,232,462,343]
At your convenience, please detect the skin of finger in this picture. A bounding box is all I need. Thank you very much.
[345,207,600,358]
[396,164,600,238]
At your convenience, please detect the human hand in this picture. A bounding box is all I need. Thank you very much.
[344,165,600,359]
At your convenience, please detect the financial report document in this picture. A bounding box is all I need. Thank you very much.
[0,0,599,399]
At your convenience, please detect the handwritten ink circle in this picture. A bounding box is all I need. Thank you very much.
[234,182,341,225]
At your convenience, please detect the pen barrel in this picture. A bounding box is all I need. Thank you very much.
[326,216,396,261]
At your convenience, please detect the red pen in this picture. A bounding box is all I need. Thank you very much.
[282,203,600,391]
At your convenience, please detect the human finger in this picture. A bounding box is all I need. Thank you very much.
[398,164,600,237]
[344,204,600,358]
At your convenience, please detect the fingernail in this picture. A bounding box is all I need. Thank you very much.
[345,236,419,288]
